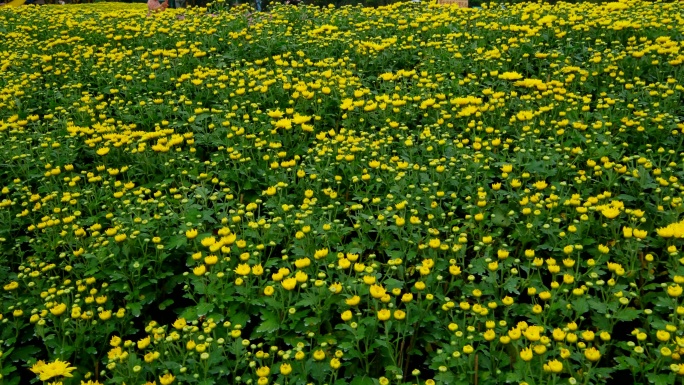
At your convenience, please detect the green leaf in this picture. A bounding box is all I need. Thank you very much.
[647,372,674,385]
[615,356,639,371]
[294,293,319,309]
[491,208,511,227]
[180,306,198,321]
[590,313,611,331]
[228,308,251,328]
[196,302,215,317]
[166,235,187,250]
[503,277,521,294]
[617,194,636,202]
[202,210,217,224]
[572,297,589,315]
[262,296,286,310]
[307,360,329,382]
[434,371,456,384]
[159,299,174,310]
[615,308,640,322]
[587,298,608,314]
[305,317,321,327]
[128,301,143,317]
[383,278,404,290]
[10,345,41,363]
[350,377,374,385]
[1,364,17,376]
[256,311,280,334]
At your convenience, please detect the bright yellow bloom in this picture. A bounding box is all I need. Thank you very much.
[173,318,187,330]
[30,359,77,381]
[345,295,361,306]
[256,366,270,377]
[234,263,251,276]
[584,347,601,362]
[159,373,175,385]
[369,284,386,299]
[543,359,563,373]
[137,336,151,350]
[280,363,292,376]
[99,310,112,321]
[657,330,671,342]
[204,255,218,265]
[50,303,67,316]
[313,350,326,361]
[601,207,620,219]
[668,284,683,297]
[329,282,343,294]
[193,265,206,276]
[633,229,648,239]
[281,277,297,291]
[520,347,533,362]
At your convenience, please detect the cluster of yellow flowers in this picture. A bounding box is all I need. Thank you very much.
[2,0,684,384]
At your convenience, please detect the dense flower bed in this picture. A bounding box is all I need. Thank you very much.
[1,1,684,384]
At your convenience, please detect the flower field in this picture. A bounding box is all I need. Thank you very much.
[2,0,684,384]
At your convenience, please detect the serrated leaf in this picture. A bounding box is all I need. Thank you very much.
[159,299,174,310]
[128,301,143,317]
[572,297,589,315]
[196,302,215,317]
[202,210,216,224]
[256,311,280,334]
[616,356,639,371]
[615,308,640,322]
[294,293,319,309]
[647,372,673,385]
[166,235,187,250]
[491,208,511,227]
[180,307,198,321]
[617,194,636,202]
[503,277,520,294]
[383,278,404,290]
[505,369,521,383]
[228,308,251,328]
[307,359,328,382]
[1,364,17,376]
[305,316,321,327]
[590,312,611,331]
[10,345,41,363]
[434,371,456,384]
[587,298,608,314]
[350,376,374,385]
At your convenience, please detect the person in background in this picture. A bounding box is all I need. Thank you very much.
[175,0,185,8]
[147,0,169,15]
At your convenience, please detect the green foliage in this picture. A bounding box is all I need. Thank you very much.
[1,1,684,385]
